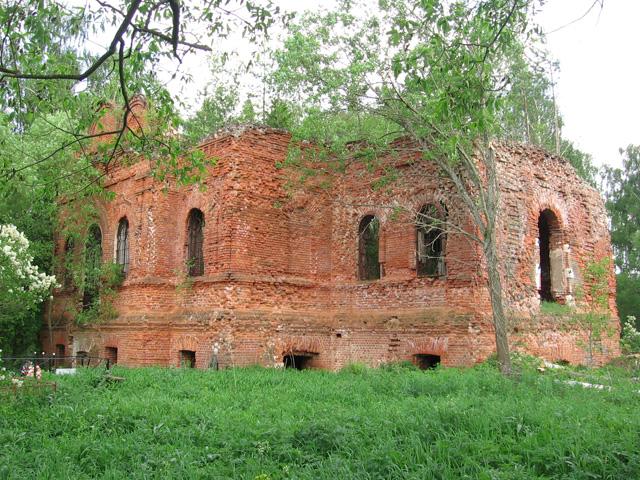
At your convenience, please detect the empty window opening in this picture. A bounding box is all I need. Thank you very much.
[538,209,561,302]
[414,354,441,370]
[116,217,129,276]
[416,204,446,277]
[82,225,102,311]
[179,350,196,368]
[105,347,118,366]
[283,352,317,370]
[186,209,205,277]
[358,215,380,280]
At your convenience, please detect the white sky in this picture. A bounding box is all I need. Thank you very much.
[79,0,639,169]
[535,0,640,168]
[215,0,639,169]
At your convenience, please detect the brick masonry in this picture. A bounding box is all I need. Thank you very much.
[41,124,620,369]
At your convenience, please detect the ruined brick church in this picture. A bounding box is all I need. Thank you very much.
[43,104,620,369]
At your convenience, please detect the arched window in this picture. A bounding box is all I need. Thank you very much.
[358,215,380,280]
[116,217,129,275]
[83,224,102,310]
[538,209,562,302]
[187,209,204,277]
[416,204,446,277]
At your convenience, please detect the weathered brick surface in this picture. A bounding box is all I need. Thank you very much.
[42,126,620,369]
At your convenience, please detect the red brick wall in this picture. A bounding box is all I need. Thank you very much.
[41,127,620,369]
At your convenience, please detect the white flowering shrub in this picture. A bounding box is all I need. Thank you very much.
[621,316,640,354]
[0,224,58,297]
[0,225,58,355]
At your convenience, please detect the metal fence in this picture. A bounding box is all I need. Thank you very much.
[1,354,112,374]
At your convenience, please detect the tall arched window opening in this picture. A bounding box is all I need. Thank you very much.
[538,209,561,302]
[83,224,102,310]
[416,204,446,277]
[358,215,380,280]
[116,217,129,276]
[187,209,204,277]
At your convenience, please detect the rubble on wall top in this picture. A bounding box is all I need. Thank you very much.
[199,123,290,144]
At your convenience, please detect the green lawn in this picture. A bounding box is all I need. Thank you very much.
[1,362,638,479]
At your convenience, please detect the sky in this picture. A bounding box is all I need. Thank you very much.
[79,0,639,169]
[534,0,640,168]
[207,0,640,169]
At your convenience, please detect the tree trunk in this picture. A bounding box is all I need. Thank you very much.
[484,234,512,375]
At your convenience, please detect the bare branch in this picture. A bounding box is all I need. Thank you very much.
[0,0,143,82]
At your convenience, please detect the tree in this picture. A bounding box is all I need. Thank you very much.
[0,112,105,354]
[604,145,640,325]
[183,85,239,145]
[499,46,597,185]
[0,0,286,175]
[272,0,549,374]
[0,0,287,354]
[0,225,58,355]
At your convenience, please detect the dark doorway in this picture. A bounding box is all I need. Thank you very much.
[414,354,441,370]
[179,350,196,368]
[283,353,316,370]
[538,209,560,302]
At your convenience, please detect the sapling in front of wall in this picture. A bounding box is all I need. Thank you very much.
[75,261,125,325]
[572,258,616,366]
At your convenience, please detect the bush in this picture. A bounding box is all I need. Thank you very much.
[339,362,370,375]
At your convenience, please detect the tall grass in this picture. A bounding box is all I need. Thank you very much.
[1,364,638,479]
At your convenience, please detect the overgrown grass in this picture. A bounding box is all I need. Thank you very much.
[1,363,639,479]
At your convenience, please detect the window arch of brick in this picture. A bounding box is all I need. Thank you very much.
[83,224,102,310]
[358,215,380,280]
[416,203,446,277]
[115,217,129,276]
[186,208,205,277]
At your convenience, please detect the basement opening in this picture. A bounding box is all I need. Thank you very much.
[283,352,317,370]
[179,350,196,368]
[414,354,441,370]
[55,344,65,366]
[76,350,89,366]
[105,346,118,366]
